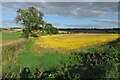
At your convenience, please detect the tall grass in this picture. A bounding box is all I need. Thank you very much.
[2,39,27,78]
[2,39,27,62]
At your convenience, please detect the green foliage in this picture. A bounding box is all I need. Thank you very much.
[15,7,44,38]
[44,24,58,34]
[30,32,38,37]
[22,28,30,39]
[30,30,40,37]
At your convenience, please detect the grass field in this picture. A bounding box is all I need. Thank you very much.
[35,33,119,50]
[1,31,21,44]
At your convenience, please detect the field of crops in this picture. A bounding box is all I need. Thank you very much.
[35,33,119,50]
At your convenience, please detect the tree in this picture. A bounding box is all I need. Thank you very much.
[15,7,44,39]
[44,23,58,34]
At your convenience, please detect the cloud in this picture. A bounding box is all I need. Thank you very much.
[64,24,116,28]
[43,2,118,18]
[2,2,118,18]
[1,2,118,28]
[50,22,65,26]
[1,0,119,2]
[95,19,119,24]
[49,21,117,28]
[1,19,21,28]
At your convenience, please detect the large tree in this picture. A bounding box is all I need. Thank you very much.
[15,7,44,39]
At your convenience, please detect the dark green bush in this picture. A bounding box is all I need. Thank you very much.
[22,28,30,39]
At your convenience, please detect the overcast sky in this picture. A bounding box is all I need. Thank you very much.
[1,2,119,28]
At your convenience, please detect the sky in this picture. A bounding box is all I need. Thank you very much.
[1,2,119,29]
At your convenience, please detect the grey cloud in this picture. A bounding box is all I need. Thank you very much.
[1,19,21,28]
[48,21,117,28]
[50,22,65,26]
[42,2,118,18]
[1,0,119,2]
[65,24,116,28]
[95,19,119,24]
[2,2,118,18]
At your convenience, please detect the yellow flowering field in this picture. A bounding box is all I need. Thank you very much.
[35,33,119,50]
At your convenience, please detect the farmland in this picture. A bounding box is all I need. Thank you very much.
[35,33,119,50]
[1,31,22,45]
[1,31,120,79]
[2,1,120,79]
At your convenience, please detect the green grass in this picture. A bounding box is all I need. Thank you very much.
[17,39,70,72]
[1,31,21,40]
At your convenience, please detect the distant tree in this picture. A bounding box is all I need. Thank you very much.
[44,23,58,34]
[15,7,44,39]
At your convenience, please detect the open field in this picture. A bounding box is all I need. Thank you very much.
[35,33,119,50]
[1,31,21,45]
[2,31,120,78]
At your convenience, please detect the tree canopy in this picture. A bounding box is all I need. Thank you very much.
[15,7,58,38]
[15,7,44,38]
[44,23,58,34]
